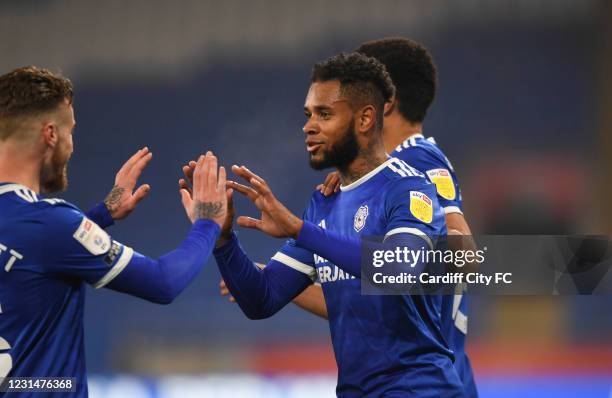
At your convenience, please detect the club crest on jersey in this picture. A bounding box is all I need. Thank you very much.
[73,217,111,255]
[410,191,433,223]
[354,205,369,232]
[426,168,456,200]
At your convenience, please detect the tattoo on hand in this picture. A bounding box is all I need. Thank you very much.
[194,200,224,220]
[104,185,125,214]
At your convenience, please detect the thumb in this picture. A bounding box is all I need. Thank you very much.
[180,188,192,211]
[236,216,263,230]
[130,184,151,206]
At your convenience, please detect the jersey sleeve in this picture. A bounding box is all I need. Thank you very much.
[269,193,318,281]
[270,239,317,281]
[383,177,445,250]
[402,147,463,214]
[41,203,133,287]
[84,201,114,229]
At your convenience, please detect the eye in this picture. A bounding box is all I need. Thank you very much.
[320,111,331,120]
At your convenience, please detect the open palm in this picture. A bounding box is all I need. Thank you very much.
[104,147,153,220]
[228,165,303,239]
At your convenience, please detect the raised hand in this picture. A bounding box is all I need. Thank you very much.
[104,147,153,220]
[179,151,228,227]
[227,165,303,239]
[178,158,234,243]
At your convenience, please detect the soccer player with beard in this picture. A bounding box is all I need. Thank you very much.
[0,66,227,397]
[216,38,478,396]
[213,53,465,397]
[280,38,479,397]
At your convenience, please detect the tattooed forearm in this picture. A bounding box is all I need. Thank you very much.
[194,200,224,220]
[104,185,125,214]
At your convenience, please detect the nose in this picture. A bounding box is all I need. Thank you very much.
[303,117,318,135]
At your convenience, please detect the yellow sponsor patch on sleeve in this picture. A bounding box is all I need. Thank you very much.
[426,168,456,200]
[410,191,433,223]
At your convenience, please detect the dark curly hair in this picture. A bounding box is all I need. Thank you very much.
[0,66,73,139]
[357,37,437,123]
[311,52,395,131]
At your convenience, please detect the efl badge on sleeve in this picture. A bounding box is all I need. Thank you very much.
[73,217,111,255]
[410,191,433,223]
[354,205,369,232]
[426,168,456,200]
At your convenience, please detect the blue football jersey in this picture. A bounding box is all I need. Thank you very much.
[272,159,465,397]
[0,183,134,397]
[392,134,477,397]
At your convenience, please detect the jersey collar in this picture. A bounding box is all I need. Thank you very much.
[339,158,394,192]
[0,183,38,202]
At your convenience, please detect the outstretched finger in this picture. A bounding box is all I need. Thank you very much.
[248,177,272,198]
[180,188,192,216]
[227,180,258,202]
[178,178,192,196]
[236,215,264,231]
[188,160,197,180]
[121,147,149,173]
[201,152,214,198]
[129,151,153,181]
[242,165,266,184]
[217,166,226,194]
[182,164,195,185]
[231,165,266,186]
[192,154,206,198]
[207,153,218,194]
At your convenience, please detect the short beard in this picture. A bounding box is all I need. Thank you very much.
[40,145,69,193]
[309,119,359,172]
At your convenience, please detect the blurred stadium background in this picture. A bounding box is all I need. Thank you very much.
[2,0,612,396]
